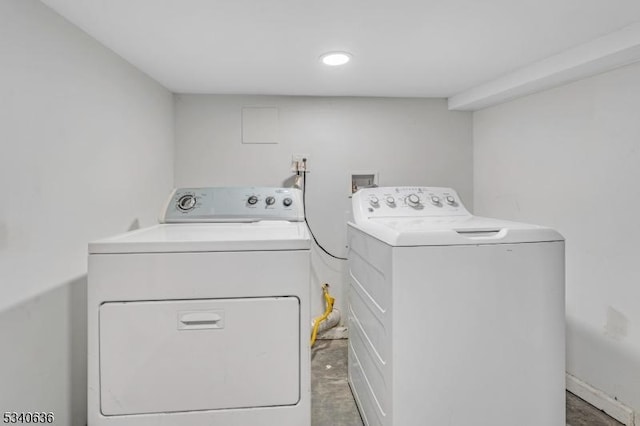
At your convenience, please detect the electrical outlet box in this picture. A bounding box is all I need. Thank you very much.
[350,171,378,195]
[291,154,310,173]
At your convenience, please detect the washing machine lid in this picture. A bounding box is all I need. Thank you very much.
[89,222,310,254]
[348,215,563,246]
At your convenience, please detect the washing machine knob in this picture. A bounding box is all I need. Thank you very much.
[407,194,420,207]
[386,196,396,206]
[265,196,276,206]
[369,196,379,206]
[283,197,293,207]
[177,194,197,211]
[430,196,441,205]
[445,195,456,205]
[247,195,258,205]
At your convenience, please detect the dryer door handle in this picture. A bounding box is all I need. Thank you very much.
[178,311,225,330]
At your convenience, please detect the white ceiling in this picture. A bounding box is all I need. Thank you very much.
[40,0,640,97]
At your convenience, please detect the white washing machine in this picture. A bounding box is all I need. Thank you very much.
[88,187,310,426]
[347,186,565,426]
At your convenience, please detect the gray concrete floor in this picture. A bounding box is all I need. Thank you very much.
[311,339,363,426]
[566,392,624,426]
[311,339,623,426]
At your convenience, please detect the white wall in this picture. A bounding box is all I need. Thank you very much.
[0,1,174,424]
[473,62,640,415]
[175,95,473,317]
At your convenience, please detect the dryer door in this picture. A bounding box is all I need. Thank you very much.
[99,297,300,415]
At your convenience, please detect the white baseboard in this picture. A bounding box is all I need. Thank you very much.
[566,373,636,425]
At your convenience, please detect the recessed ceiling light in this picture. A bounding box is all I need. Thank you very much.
[320,52,352,66]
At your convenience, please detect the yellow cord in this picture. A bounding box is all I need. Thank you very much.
[310,283,335,347]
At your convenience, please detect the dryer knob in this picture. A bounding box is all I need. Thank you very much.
[265,196,276,206]
[177,194,197,211]
[407,194,420,207]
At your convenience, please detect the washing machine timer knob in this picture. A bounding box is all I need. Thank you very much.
[265,196,276,206]
[177,194,197,212]
[247,195,258,205]
[407,194,420,207]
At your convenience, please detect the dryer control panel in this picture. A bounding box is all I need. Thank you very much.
[160,187,304,223]
[352,187,470,223]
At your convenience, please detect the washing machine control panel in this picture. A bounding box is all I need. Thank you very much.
[352,187,470,222]
[161,187,304,223]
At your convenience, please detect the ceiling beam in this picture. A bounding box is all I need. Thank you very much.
[448,23,640,111]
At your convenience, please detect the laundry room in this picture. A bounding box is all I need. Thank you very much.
[1,1,639,425]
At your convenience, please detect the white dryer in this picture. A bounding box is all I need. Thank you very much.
[88,187,310,426]
[347,187,565,426]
